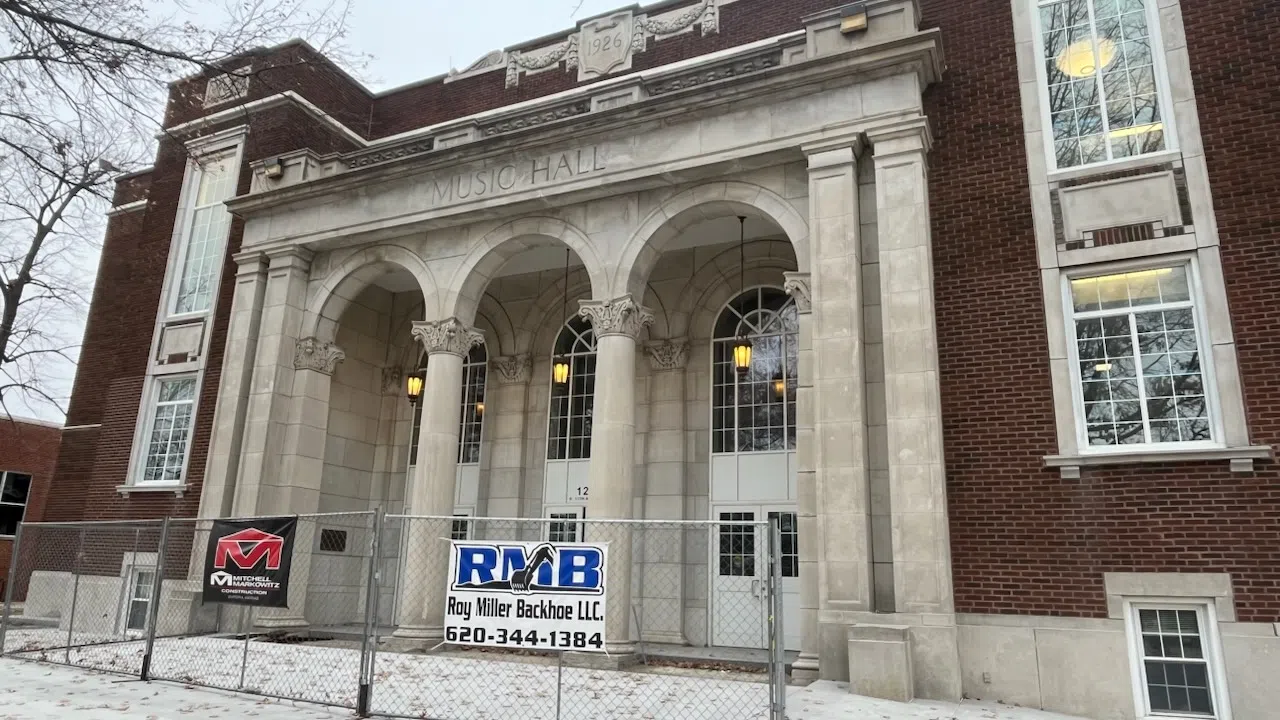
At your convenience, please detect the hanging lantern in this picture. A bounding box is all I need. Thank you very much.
[732,338,753,374]
[475,401,485,417]
[405,373,424,404]
[553,358,571,385]
[774,378,786,399]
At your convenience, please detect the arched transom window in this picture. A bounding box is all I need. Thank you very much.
[547,315,596,460]
[409,343,488,465]
[712,287,798,454]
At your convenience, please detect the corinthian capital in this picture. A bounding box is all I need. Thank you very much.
[411,318,484,357]
[645,339,689,372]
[578,295,654,340]
[293,337,346,375]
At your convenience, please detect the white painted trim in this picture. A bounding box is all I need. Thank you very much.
[125,374,200,489]
[0,415,64,429]
[1123,600,1234,720]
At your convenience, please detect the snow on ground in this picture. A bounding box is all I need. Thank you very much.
[1,630,1091,720]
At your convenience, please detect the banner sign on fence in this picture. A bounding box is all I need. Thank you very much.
[446,541,608,652]
[201,516,297,607]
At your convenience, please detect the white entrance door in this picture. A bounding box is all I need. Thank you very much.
[711,506,801,651]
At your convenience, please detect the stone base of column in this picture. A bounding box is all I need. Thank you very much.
[639,630,685,645]
[791,653,821,685]
[254,614,309,631]
[564,648,639,670]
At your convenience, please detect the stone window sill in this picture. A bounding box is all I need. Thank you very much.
[1045,148,1183,185]
[116,483,189,498]
[1044,446,1272,479]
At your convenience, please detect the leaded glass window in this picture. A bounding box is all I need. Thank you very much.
[1038,0,1168,168]
[547,316,596,461]
[1069,265,1212,447]
[172,151,237,315]
[140,377,197,484]
[712,288,798,454]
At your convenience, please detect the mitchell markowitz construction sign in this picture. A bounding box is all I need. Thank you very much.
[201,516,297,608]
[445,541,608,652]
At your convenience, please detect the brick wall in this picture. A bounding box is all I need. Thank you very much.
[0,419,61,593]
[924,0,1280,623]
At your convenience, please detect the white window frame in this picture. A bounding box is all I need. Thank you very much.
[458,345,487,466]
[0,470,31,538]
[116,551,158,635]
[1123,599,1232,720]
[545,507,584,543]
[162,130,246,321]
[1061,255,1223,455]
[547,316,597,462]
[131,374,200,486]
[1031,0,1179,173]
[451,508,474,541]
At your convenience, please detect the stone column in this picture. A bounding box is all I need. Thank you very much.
[230,247,314,518]
[256,337,345,629]
[784,272,821,683]
[640,338,689,644]
[487,355,533,528]
[870,119,961,700]
[394,318,482,641]
[579,295,653,656]
[197,251,268,523]
[804,143,873,658]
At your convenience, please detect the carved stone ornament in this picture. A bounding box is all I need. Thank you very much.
[632,0,718,52]
[580,12,634,81]
[492,355,533,385]
[506,34,579,88]
[646,339,690,372]
[293,337,346,375]
[412,318,483,357]
[783,272,813,313]
[380,366,403,394]
[450,50,506,78]
[579,296,655,340]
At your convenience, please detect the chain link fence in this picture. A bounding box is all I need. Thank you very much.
[1,511,787,719]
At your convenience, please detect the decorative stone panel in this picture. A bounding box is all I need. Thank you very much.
[294,337,346,375]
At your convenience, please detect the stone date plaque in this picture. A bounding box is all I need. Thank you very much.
[578,12,634,81]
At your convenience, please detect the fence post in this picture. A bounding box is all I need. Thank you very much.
[0,522,24,654]
[357,509,382,717]
[141,517,171,680]
[65,527,85,664]
[769,519,786,720]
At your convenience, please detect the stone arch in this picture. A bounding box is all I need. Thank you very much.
[515,270,596,357]
[444,216,608,326]
[302,243,439,344]
[617,181,809,299]
[667,239,797,340]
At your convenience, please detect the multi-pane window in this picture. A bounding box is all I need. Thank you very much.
[451,514,471,541]
[768,511,799,578]
[548,512,581,543]
[547,316,597,461]
[125,568,155,632]
[459,345,487,464]
[0,471,31,536]
[172,151,237,315]
[718,512,757,577]
[712,288,798,454]
[1135,607,1218,717]
[1069,265,1212,448]
[140,377,197,484]
[408,343,488,466]
[1038,0,1168,168]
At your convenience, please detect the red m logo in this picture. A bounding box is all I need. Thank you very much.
[214,528,285,571]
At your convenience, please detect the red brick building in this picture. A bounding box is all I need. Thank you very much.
[0,417,61,595]
[43,0,1279,717]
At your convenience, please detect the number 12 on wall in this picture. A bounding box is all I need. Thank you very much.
[570,486,589,501]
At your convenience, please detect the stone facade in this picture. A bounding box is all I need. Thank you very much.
[42,0,1280,717]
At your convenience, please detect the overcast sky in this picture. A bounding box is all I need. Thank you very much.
[10,1,640,424]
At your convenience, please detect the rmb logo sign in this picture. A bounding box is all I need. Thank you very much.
[446,541,609,652]
[201,517,296,608]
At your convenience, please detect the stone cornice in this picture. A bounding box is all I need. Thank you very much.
[226,29,943,222]
[645,338,690,371]
[293,337,345,375]
[579,296,654,340]
[412,318,484,357]
[491,355,533,384]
